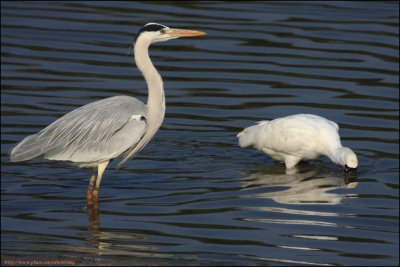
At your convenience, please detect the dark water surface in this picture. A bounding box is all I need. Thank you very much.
[1,1,399,266]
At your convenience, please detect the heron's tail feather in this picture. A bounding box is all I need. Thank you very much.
[10,134,45,162]
[237,121,269,148]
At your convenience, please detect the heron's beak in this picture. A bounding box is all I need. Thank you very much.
[167,28,206,38]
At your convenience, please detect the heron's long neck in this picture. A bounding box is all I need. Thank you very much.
[117,40,166,169]
[134,41,165,123]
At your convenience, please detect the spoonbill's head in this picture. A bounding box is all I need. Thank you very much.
[342,147,358,171]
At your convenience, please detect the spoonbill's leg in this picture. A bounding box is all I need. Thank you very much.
[284,155,302,169]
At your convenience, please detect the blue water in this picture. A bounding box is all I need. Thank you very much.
[1,1,399,266]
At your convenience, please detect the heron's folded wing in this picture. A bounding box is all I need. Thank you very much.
[10,96,147,163]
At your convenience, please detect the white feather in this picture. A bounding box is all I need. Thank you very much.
[237,114,357,169]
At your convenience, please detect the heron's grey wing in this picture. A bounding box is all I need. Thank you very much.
[10,95,147,164]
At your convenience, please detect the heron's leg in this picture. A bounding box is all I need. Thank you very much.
[93,161,109,199]
[86,167,97,203]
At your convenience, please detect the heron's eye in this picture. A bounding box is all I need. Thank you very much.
[160,28,166,34]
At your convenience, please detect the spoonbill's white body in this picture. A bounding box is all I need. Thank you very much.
[237,114,358,170]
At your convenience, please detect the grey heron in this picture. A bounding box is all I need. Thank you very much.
[10,23,206,205]
[237,114,358,171]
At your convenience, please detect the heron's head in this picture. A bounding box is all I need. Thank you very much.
[133,23,206,46]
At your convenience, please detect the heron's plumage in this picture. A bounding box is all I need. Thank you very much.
[11,96,147,165]
[9,23,205,202]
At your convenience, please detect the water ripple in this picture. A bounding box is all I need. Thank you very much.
[1,1,399,266]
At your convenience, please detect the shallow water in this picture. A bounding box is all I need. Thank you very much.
[1,1,399,266]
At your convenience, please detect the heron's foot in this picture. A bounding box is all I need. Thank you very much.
[87,201,99,215]
[86,188,93,203]
[86,195,99,231]
[88,190,99,209]
[86,192,99,212]
[93,189,99,201]
[87,208,100,231]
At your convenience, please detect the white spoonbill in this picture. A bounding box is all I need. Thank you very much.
[237,114,358,170]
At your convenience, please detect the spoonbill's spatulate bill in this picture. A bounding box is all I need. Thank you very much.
[237,114,358,170]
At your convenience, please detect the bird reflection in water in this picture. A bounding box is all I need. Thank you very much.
[84,209,158,257]
[242,163,358,205]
